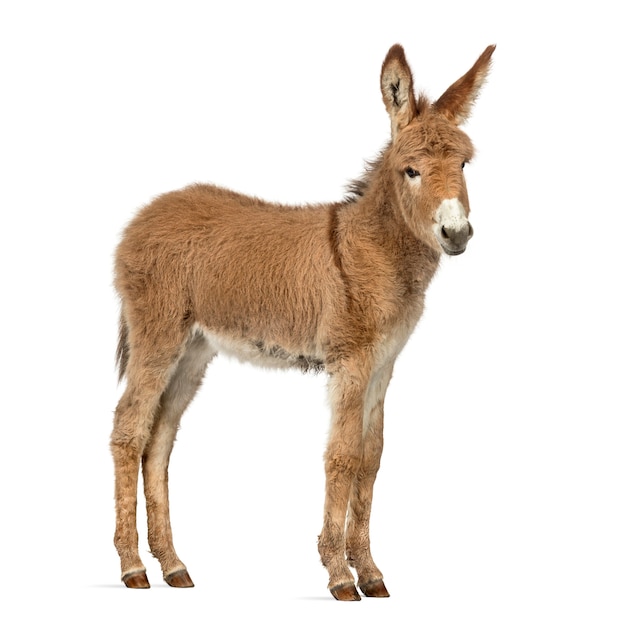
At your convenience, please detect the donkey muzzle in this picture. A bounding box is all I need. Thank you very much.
[434,198,473,255]
[439,221,473,255]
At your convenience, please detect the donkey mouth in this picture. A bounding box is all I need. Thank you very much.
[442,245,467,256]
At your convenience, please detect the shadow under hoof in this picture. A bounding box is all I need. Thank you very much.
[165,569,195,588]
[122,571,150,589]
[359,579,390,598]
[330,583,361,601]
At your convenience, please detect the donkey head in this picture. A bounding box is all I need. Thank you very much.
[381,44,494,255]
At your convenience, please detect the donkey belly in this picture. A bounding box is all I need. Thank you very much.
[194,324,325,373]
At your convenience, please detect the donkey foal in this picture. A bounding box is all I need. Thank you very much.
[111,43,494,599]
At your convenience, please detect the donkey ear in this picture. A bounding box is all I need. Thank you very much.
[380,44,419,140]
[433,44,495,125]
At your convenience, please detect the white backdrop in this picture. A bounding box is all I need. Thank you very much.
[1,1,624,621]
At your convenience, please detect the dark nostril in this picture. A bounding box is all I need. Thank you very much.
[467,222,474,239]
[441,226,450,240]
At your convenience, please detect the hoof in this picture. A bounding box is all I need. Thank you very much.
[122,571,150,589]
[359,578,390,598]
[330,582,361,601]
[165,569,194,588]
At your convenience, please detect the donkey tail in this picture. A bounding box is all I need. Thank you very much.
[116,311,130,382]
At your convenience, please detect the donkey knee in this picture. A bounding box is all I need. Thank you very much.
[324,451,362,483]
[110,427,152,459]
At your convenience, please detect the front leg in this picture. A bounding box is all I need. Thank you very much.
[345,363,393,597]
[318,362,369,601]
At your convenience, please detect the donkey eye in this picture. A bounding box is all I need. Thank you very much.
[461,161,466,169]
[405,167,420,179]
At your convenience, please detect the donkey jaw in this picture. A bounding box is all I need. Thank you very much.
[433,198,473,255]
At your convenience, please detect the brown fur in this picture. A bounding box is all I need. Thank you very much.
[111,43,494,598]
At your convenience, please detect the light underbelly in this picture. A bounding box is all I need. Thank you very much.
[194,324,325,373]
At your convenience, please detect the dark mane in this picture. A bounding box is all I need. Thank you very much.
[344,149,387,202]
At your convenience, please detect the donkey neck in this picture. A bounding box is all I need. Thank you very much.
[351,156,440,261]
[335,162,441,302]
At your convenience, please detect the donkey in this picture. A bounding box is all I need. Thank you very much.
[111,43,494,600]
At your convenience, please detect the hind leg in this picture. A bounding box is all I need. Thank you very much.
[111,325,188,588]
[346,363,393,598]
[142,331,215,587]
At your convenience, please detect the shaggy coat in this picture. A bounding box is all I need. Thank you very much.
[111,43,494,600]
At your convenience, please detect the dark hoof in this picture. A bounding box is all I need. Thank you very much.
[359,578,390,597]
[165,569,195,588]
[122,571,150,589]
[330,582,361,601]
